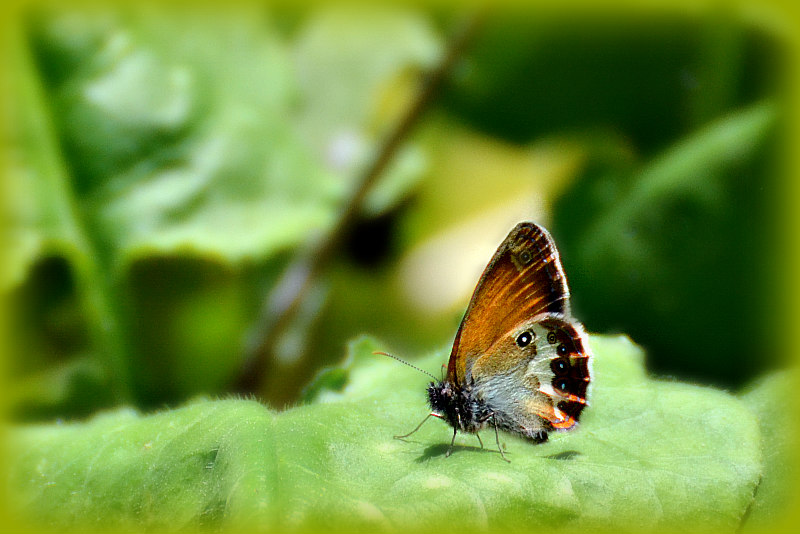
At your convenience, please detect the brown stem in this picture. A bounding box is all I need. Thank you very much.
[232,8,489,396]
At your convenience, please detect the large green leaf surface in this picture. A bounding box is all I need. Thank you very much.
[8,334,770,532]
[739,370,799,531]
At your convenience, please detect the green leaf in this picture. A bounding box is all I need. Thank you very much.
[36,7,339,264]
[738,370,800,531]
[7,5,340,415]
[5,5,441,414]
[9,400,277,531]
[5,16,136,406]
[9,335,763,532]
[292,5,440,215]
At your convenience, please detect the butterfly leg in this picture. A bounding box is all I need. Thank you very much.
[394,413,441,440]
[475,433,484,449]
[445,427,458,457]
[492,414,510,463]
[445,408,465,457]
[530,429,548,443]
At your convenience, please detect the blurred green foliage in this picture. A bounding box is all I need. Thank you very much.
[4,4,440,413]
[554,101,778,386]
[442,11,782,150]
[2,3,796,531]
[4,4,786,416]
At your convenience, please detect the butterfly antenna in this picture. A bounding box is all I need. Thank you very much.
[373,351,438,381]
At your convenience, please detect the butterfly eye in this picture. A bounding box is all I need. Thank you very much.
[516,330,535,348]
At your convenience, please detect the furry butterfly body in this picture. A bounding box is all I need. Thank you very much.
[418,222,592,459]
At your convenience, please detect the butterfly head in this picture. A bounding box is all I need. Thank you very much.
[427,380,450,415]
[427,380,489,433]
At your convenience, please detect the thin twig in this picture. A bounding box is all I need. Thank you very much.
[233,8,489,396]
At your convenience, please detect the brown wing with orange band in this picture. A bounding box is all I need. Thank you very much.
[446,222,570,385]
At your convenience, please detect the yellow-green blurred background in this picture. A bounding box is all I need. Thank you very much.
[2,1,796,421]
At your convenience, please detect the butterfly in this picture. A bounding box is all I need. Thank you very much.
[395,222,592,461]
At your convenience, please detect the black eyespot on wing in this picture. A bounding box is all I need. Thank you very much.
[555,378,569,392]
[553,376,589,400]
[518,250,533,264]
[556,344,568,356]
[551,357,569,376]
[551,326,588,355]
[558,400,586,421]
[516,330,534,348]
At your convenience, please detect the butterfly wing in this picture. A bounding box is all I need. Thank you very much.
[447,222,591,435]
[470,314,591,436]
[447,222,570,385]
